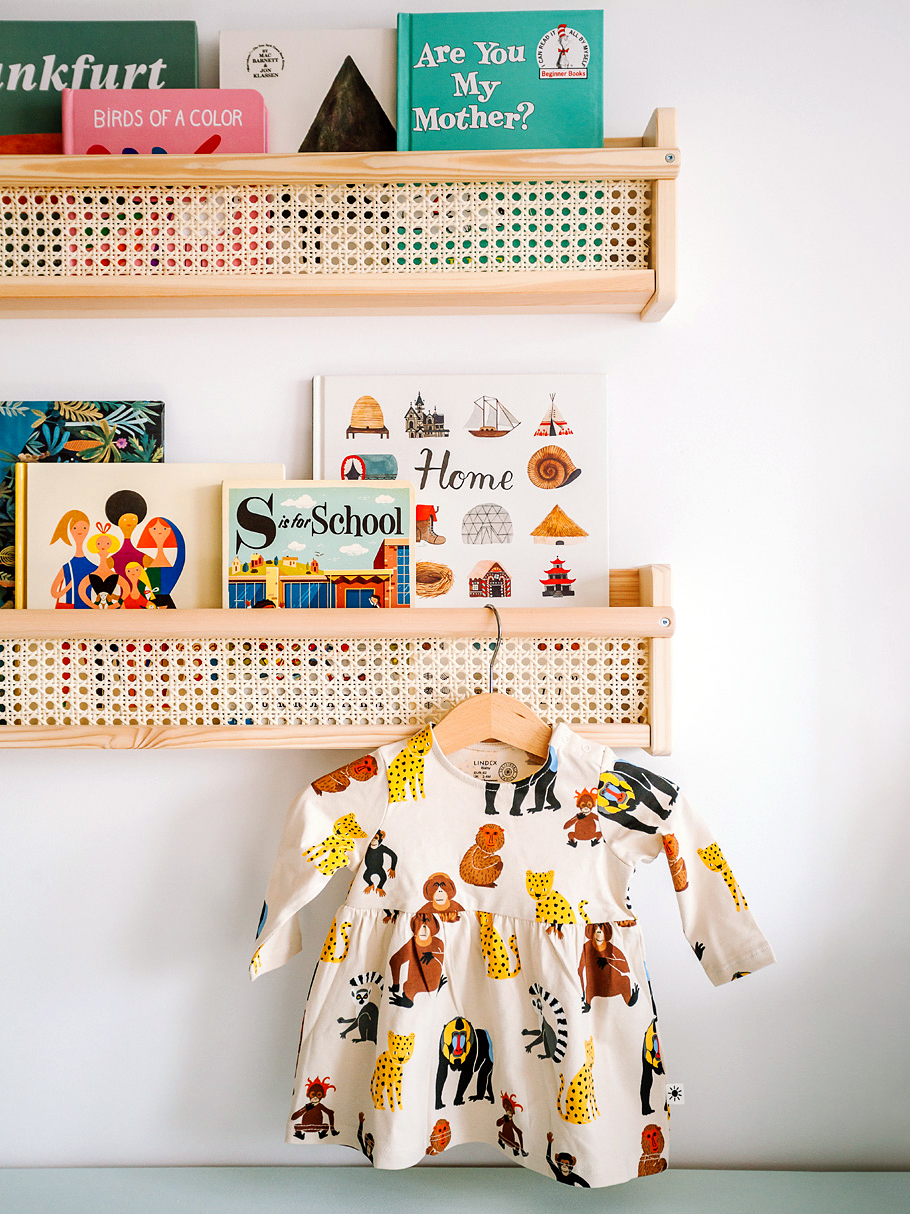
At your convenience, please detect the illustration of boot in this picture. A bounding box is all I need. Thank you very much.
[416,505,447,544]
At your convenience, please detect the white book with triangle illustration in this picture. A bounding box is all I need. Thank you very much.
[219,29,396,153]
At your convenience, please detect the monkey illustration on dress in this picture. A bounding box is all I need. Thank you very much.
[663,833,688,890]
[459,824,505,887]
[577,913,639,1012]
[563,789,603,847]
[546,1133,590,1187]
[362,830,398,896]
[357,1112,374,1161]
[419,872,464,922]
[291,1077,340,1139]
[638,1124,668,1175]
[388,912,446,1007]
[311,754,378,796]
[495,1092,529,1157]
[436,1016,494,1108]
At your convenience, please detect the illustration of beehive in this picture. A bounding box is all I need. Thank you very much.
[346,395,390,439]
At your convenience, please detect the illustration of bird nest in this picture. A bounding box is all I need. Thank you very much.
[415,561,454,598]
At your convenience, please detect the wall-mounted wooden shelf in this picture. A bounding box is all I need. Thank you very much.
[0,566,673,753]
[0,109,677,320]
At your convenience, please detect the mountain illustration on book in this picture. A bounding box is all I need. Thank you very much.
[465,395,520,438]
[299,55,396,152]
[530,504,588,545]
[534,393,574,437]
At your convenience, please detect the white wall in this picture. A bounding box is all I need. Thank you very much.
[1,0,908,1173]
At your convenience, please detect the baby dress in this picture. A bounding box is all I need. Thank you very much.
[251,723,775,1189]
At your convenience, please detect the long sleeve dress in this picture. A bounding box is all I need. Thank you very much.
[251,722,775,1189]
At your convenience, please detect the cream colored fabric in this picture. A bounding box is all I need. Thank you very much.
[252,724,774,1188]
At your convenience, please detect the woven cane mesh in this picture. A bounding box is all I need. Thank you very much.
[0,180,650,276]
[0,634,650,729]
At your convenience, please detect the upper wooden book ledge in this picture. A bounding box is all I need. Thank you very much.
[0,566,673,754]
[0,109,678,320]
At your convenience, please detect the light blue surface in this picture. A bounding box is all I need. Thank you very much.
[0,1169,908,1214]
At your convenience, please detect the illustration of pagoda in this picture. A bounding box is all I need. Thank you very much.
[404,390,449,439]
[466,395,520,438]
[540,554,576,597]
[534,393,574,437]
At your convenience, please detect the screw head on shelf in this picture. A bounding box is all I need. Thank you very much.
[660,617,671,628]
[665,153,676,162]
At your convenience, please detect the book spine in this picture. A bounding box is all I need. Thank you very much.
[396,13,411,152]
[14,461,25,609]
[61,87,73,154]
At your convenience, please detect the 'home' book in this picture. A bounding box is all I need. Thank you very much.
[397,9,603,151]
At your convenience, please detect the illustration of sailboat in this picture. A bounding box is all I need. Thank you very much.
[466,395,520,438]
[534,393,573,437]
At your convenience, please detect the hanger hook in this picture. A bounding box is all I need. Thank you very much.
[485,603,502,694]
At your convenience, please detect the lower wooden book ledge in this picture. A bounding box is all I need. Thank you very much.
[0,1168,906,1214]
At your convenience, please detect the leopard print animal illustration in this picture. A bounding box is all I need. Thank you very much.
[459,823,505,887]
[311,754,378,796]
[663,833,688,891]
[387,726,433,802]
[302,813,368,876]
[370,1030,415,1110]
[476,911,520,979]
[525,870,576,937]
[697,842,747,910]
[556,1037,599,1125]
[638,1124,668,1176]
[319,915,352,963]
[522,984,568,1062]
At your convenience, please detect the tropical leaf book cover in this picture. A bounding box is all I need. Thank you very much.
[0,400,164,609]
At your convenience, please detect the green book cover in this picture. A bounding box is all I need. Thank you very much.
[397,9,603,151]
[0,21,198,152]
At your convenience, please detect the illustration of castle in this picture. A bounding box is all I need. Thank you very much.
[228,538,410,609]
[403,390,449,439]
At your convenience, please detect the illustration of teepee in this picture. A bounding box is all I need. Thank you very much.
[534,393,574,437]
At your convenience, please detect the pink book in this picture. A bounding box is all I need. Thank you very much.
[62,88,268,154]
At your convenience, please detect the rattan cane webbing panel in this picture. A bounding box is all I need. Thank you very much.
[0,634,650,729]
[0,180,650,276]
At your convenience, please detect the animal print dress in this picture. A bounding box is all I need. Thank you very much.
[251,724,774,1188]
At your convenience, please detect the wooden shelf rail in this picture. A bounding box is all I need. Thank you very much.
[0,109,678,320]
[0,566,673,753]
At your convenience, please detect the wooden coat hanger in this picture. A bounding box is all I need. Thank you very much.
[432,604,552,763]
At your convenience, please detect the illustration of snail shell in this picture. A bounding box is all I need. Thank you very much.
[527,445,582,489]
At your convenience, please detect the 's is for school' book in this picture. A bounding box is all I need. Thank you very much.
[397,9,603,151]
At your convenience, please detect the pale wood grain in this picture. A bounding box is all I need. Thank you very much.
[638,565,673,756]
[641,110,679,322]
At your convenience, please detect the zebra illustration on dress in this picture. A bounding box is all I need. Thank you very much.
[521,983,568,1062]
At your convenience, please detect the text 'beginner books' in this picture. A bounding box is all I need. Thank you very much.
[63,88,268,154]
[219,30,396,153]
[223,481,414,609]
[0,21,198,153]
[397,9,603,151]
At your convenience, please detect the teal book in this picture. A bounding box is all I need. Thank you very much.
[397,9,603,151]
[0,21,198,153]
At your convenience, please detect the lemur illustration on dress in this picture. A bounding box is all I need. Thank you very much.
[557,1037,600,1125]
[564,789,603,847]
[476,910,520,979]
[638,1124,668,1175]
[459,823,505,887]
[419,872,464,921]
[697,842,747,910]
[435,1016,494,1108]
[357,1112,374,1160]
[389,912,446,1007]
[319,915,352,963]
[291,1077,340,1139]
[371,1030,415,1110]
[522,984,568,1062]
[362,830,397,896]
[596,762,679,834]
[525,870,577,937]
[387,726,433,802]
[663,832,688,890]
[496,1092,529,1157]
[302,813,368,876]
[576,905,639,1012]
[546,1133,590,1187]
[337,971,383,1042]
[484,746,560,815]
[312,754,378,796]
